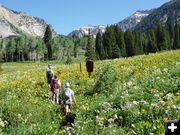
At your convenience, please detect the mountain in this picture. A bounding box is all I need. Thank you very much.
[68,10,153,38]
[116,10,153,31]
[0,4,57,38]
[68,25,106,38]
[135,0,180,31]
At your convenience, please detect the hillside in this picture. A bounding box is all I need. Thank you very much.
[0,5,57,38]
[0,50,179,134]
[135,0,180,31]
[117,10,153,31]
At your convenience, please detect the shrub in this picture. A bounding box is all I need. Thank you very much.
[93,64,119,95]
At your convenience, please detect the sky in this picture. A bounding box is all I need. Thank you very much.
[0,0,170,35]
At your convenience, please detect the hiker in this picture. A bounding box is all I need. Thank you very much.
[46,64,54,99]
[50,75,61,104]
[62,82,77,115]
[46,64,54,89]
[86,58,94,78]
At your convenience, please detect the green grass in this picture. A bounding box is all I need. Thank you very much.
[0,50,180,135]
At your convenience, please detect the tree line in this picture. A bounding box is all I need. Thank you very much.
[86,22,179,60]
[0,23,179,62]
[0,25,88,62]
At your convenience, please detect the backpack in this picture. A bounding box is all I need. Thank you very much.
[51,79,59,90]
[47,70,53,79]
[64,89,71,100]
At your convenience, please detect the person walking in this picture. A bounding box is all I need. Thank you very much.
[50,75,61,104]
[46,64,54,88]
[46,64,54,99]
[62,82,76,115]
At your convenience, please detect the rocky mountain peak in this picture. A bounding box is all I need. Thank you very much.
[68,25,106,38]
[0,5,57,38]
[116,10,153,31]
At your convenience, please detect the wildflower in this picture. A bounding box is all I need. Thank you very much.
[163,68,168,72]
[171,105,177,109]
[163,118,168,121]
[127,81,133,86]
[154,94,159,98]
[140,109,145,113]
[156,119,160,123]
[18,114,22,118]
[143,122,149,127]
[157,125,161,129]
[0,119,5,127]
[132,101,138,105]
[108,118,114,123]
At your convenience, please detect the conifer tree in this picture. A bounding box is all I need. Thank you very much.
[119,31,126,57]
[167,22,175,49]
[85,31,95,60]
[173,23,180,49]
[134,31,144,55]
[95,32,106,59]
[44,25,52,60]
[148,30,158,53]
[156,23,168,51]
[103,26,112,58]
[110,26,120,58]
[124,29,135,57]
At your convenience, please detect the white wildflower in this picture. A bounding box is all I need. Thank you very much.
[108,118,114,123]
[132,101,138,105]
[0,120,5,127]
[163,68,168,73]
[114,114,118,119]
[171,105,177,109]
[127,81,133,86]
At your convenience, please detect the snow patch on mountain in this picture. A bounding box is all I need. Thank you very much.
[116,10,153,31]
[68,25,106,38]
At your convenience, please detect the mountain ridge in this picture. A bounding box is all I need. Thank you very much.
[135,0,180,31]
[0,4,57,38]
[68,10,153,38]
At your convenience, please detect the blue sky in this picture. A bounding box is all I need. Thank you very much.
[0,0,170,35]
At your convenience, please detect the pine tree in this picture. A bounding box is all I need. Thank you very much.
[124,29,135,57]
[173,23,180,49]
[85,31,95,60]
[156,23,168,51]
[115,26,126,57]
[44,25,52,60]
[148,30,158,53]
[103,26,111,58]
[95,32,106,60]
[134,31,144,55]
[72,34,79,58]
[110,26,120,59]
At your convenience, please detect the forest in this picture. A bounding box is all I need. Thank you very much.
[0,22,179,62]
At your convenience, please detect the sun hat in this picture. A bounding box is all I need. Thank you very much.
[65,82,70,88]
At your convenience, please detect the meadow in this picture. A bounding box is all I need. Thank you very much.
[0,50,180,135]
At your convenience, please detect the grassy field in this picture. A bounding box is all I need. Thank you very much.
[0,50,180,135]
